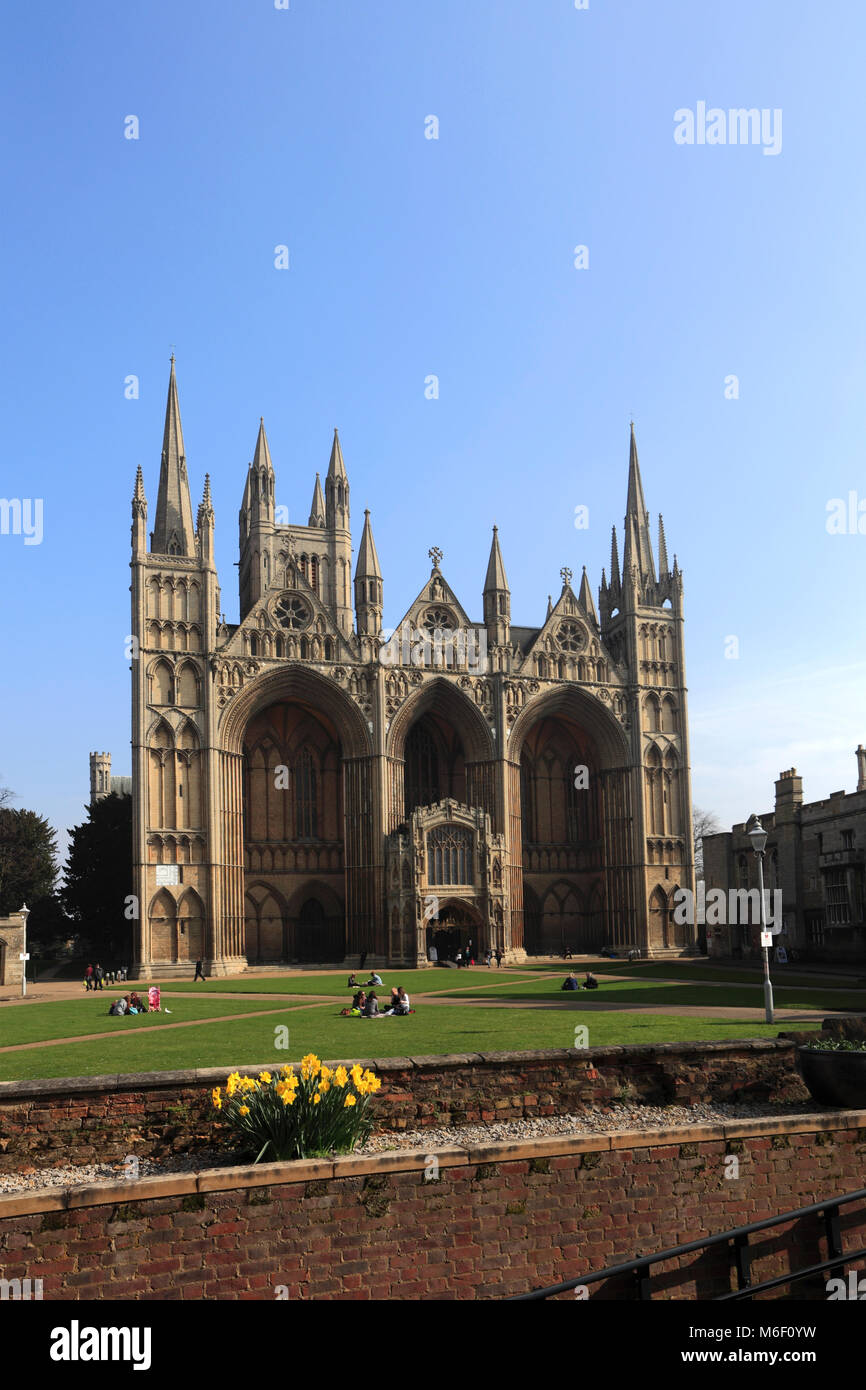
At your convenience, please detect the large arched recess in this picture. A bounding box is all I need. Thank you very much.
[218,666,375,963]
[507,687,635,954]
[386,677,496,830]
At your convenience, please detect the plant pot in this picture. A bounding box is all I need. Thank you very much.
[798,1047,866,1108]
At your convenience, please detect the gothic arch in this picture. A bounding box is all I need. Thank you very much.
[508,684,629,769]
[386,677,495,765]
[221,666,372,759]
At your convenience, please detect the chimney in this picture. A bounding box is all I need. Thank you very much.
[774,768,803,823]
[857,745,866,793]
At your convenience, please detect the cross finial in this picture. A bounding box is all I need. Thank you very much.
[429,546,443,570]
[560,566,572,587]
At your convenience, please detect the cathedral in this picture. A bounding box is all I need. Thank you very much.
[131,360,696,976]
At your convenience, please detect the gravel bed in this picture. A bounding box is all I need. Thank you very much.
[0,1101,823,1194]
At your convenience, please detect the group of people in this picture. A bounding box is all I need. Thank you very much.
[345,973,411,1018]
[561,972,599,991]
[85,964,127,990]
[108,987,161,1016]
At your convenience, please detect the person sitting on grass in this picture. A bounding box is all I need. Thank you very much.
[347,971,359,988]
[385,986,410,1016]
[108,996,129,1016]
[365,971,383,987]
[561,973,579,991]
[352,989,367,1014]
[583,972,599,990]
[128,991,148,1014]
[362,991,381,1018]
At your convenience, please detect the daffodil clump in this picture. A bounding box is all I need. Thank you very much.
[211,1056,381,1162]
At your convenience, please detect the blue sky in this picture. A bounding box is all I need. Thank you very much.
[1,0,864,855]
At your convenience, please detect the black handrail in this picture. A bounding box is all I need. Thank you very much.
[507,1185,866,1301]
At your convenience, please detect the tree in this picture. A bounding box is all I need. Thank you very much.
[61,793,133,961]
[693,805,722,881]
[0,806,58,916]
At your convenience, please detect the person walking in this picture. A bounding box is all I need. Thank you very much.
[495,948,503,969]
[85,964,94,991]
[194,959,206,982]
[94,964,104,991]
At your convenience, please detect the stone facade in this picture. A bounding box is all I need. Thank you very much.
[89,752,132,805]
[0,910,26,987]
[703,756,866,962]
[131,359,696,975]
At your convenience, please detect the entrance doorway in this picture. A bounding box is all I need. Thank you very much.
[427,903,481,963]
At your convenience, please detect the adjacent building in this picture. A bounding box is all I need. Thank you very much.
[702,751,866,962]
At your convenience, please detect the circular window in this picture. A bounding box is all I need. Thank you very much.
[557,620,587,653]
[422,606,456,633]
[273,593,311,630]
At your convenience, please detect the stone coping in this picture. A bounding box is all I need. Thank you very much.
[1,1108,863,1219]
[0,1039,797,1102]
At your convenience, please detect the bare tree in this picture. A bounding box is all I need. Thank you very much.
[693,805,722,880]
[0,786,14,808]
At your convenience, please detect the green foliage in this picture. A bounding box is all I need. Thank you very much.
[803,1037,866,1052]
[0,806,58,916]
[60,792,132,959]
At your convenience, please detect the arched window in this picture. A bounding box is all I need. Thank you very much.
[295,749,318,839]
[427,825,473,885]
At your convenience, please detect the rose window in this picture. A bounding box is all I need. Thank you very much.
[422,606,456,634]
[557,621,586,653]
[273,594,311,630]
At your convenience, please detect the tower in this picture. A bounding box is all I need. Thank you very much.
[482,526,511,650]
[90,752,112,804]
[354,509,383,643]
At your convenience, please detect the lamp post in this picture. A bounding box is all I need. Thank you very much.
[747,818,774,1023]
[19,903,30,999]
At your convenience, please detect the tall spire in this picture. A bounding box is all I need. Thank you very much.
[327,428,347,480]
[622,423,655,580]
[308,472,326,527]
[657,513,669,576]
[609,525,621,591]
[482,525,511,645]
[151,357,195,556]
[252,417,274,474]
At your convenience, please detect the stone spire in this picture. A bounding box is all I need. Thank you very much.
[621,423,655,581]
[132,465,147,556]
[578,566,598,625]
[325,428,349,529]
[308,472,326,528]
[151,357,195,556]
[483,526,510,646]
[354,510,382,637]
[657,513,669,577]
[609,525,621,591]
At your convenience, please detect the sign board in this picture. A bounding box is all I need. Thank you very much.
[760,931,773,948]
[155,865,180,886]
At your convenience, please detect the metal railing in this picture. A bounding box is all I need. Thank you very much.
[507,1186,866,1301]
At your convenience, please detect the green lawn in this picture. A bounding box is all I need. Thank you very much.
[154,968,539,997]
[0,1002,815,1082]
[439,975,866,1012]
[0,995,299,1047]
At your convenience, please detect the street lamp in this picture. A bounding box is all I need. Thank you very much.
[747,817,774,1023]
[19,903,30,999]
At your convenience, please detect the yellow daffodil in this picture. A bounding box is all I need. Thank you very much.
[258,1072,272,1084]
[312,1093,321,1105]
[281,1063,294,1076]
[318,1079,331,1093]
[238,1105,250,1116]
[344,1094,357,1108]
[334,1066,349,1088]
[211,1087,222,1109]
[226,1072,241,1097]
[281,1090,295,1106]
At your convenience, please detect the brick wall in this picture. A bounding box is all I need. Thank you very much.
[1,1114,865,1300]
[0,1041,810,1174]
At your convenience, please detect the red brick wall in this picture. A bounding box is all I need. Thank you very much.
[1,1116,864,1300]
[0,1041,808,1174]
